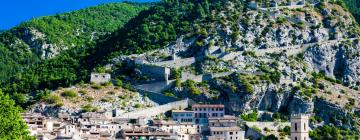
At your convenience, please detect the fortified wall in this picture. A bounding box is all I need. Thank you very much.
[134,59,170,82]
[117,98,194,119]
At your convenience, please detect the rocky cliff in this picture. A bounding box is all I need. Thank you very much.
[112,0,360,130]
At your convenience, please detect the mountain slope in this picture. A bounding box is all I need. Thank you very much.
[0,2,150,102]
[0,2,150,58]
[82,0,360,133]
[2,0,359,138]
[344,0,360,23]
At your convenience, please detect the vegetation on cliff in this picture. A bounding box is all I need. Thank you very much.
[0,2,150,106]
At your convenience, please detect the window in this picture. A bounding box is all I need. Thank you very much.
[304,123,306,131]
[295,137,297,140]
[295,123,298,131]
[230,132,233,135]
[304,137,306,140]
[212,113,218,117]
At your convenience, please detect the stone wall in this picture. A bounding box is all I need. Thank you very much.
[137,64,170,81]
[152,57,195,69]
[135,86,179,105]
[117,98,194,119]
[135,81,174,94]
[181,72,234,82]
[90,73,111,84]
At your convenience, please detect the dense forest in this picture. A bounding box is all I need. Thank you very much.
[344,0,360,23]
[0,2,150,107]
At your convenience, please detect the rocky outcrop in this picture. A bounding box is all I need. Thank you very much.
[304,40,360,87]
[15,27,64,58]
[314,98,353,128]
[287,95,313,114]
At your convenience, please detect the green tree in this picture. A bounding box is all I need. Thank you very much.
[0,91,34,140]
[196,4,206,19]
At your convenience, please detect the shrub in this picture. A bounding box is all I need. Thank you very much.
[55,102,64,107]
[91,84,102,90]
[82,105,92,112]
[100,98,111,102]
[79,90,87,95]
[279,126,291,136]
[170,68,181,79]
[183,80,201,95]
[242,51,256,57]
[134,103,141,108]
[101,82,112,86]
[61,90,78,98]
[115,79,123,87]
[44,94,61,104]
[263,127,270,132]
[241,110,258,121]
[238,76,254,94]
[123,83,135,91]
[175,78,181,87]
[84,96,94,102]
[164,92,176,97]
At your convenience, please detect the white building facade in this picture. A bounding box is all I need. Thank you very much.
[291,114,309,140]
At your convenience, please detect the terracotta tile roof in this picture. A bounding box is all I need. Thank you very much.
[192,104,224,108]
[210,126,241,132]
[208,115,237,121]
[172,110,194,113]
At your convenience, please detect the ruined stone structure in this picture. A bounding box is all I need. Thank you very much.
[90,73,111,84]
[135,59,170,82]
[290,114,309,140]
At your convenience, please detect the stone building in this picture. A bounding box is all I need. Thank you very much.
[192,104,225,124]
[290,114,309,140]
[208,115,238,127]
[90,73,111,84]
[172,110,194,123]
[208,127,245,140]
[152,120,201,140]
[121,127,172,140]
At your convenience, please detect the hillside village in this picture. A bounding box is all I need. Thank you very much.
[18,0,360,139]
[23,101,310,140]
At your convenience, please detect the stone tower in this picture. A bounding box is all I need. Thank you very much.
[290,114,309,140]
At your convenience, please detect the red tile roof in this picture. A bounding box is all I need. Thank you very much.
[192,104,224,108]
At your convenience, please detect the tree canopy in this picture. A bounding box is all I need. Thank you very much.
[0,91,34,140]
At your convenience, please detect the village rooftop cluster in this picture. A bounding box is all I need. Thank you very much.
[22,103,309,140]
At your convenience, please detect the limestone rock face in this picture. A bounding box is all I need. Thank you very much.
[304,42,360,87]
[17,28,64,59]
[314,99,354,128]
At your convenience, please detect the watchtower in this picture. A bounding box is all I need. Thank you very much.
[290,114,309,140]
